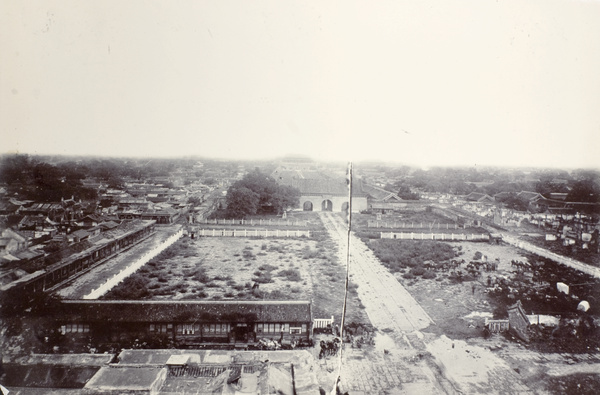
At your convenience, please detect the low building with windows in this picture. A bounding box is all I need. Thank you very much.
[57,300,313,348]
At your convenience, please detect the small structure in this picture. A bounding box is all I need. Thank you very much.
[507,300,530,342]
[166,354,190,368]
[556,282,569,295]
[485,318,509,333]
[577,300,590,312]
[84,366,167,394]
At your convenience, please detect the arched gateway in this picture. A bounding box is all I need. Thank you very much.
[321,200,333,211]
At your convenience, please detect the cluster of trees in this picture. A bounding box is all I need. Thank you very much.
[0,154,199,202]
[224,170,300,218]
[0,155,98,201]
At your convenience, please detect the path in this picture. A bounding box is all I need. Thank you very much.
[319,212,533,394]
[56,225,181,299]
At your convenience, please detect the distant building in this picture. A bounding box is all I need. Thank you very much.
[363,184,418,213]
[0,228,29,256]
[464,192,495,204]
[272,167,367,212]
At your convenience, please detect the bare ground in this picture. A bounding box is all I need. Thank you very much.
[400,240,600,394]
[318,213,600,394]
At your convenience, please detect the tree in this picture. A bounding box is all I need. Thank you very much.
[535,180,569,198]
[187,196,203,206]
[0,154,34,185]
[566,180,600,203]
[225,186,260,218]
[496,193,529,211]
[224,170,300,218]
[394,184,420,200]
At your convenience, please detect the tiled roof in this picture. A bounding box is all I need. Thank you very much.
[59,300,312,324]
[271,168,328,184]
[286,178,347,195]
[15,249,44,260]
[273,168,366,196]
[517,191,545,201]
[361,184,401,201]
[0,201,20,211]
[99,221,120,230]
[71,229,90,238]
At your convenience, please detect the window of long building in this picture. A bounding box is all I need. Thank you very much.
[257,323,293,333]
[179,324,194,335]
[60,324,89,335]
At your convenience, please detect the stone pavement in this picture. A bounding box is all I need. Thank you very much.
[314,339,448,394]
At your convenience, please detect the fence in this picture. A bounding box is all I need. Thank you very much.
[368,221,461,229]
[380,232,489,241]
[313,316,335,330]
[485,319,509,333]
[502,235,600,279]
[83,229,184,299]
[199,218,307,227]
[194,229,310,238]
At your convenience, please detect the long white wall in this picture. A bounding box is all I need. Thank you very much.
[196,228,310,237]
[83,229,184,299]
[380,232,489,241]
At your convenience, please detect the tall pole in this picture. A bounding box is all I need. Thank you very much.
[332,162,353,394]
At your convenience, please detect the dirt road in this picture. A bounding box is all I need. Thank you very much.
[319,212,533,394]
[321,212,433,334]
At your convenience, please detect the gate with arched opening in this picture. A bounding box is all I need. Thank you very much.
[321,200,333,211]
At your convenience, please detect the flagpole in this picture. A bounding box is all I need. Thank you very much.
[332,162,353,394]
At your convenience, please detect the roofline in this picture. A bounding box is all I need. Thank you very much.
[62,300,311,306]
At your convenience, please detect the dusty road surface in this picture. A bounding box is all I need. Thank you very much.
[56,225,181,299]
[319,212,532,394]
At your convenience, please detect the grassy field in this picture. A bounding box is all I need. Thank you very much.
[104,237,317,300]
[351,210,459,229]
[103,213,369,325]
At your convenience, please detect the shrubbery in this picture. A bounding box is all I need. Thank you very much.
[252,271,273,284]
[276,269,302,282]
[368,240,457,273]
[105,274,150,299]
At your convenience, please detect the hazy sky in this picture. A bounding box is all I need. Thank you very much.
[1,0,599,168]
